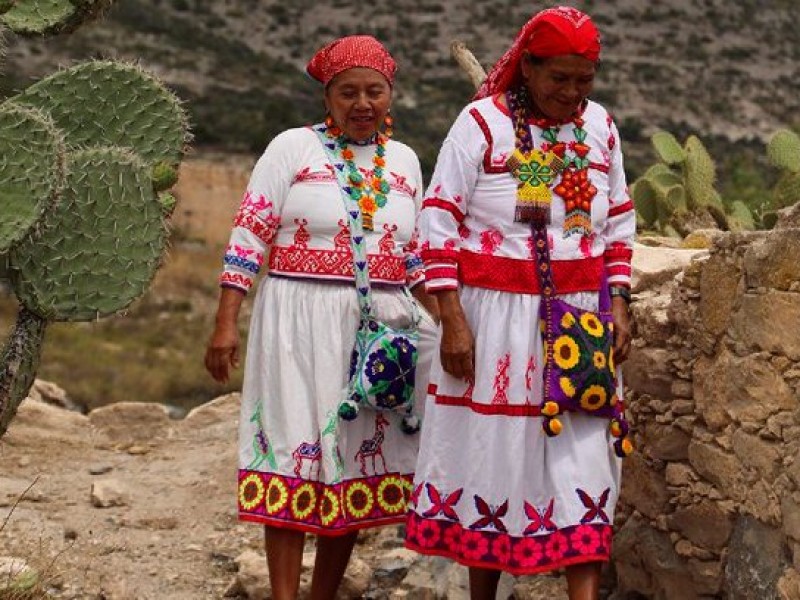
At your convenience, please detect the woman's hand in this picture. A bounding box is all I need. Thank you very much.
[204,287,246,383]
[436,290,475,382]
[205,323,240,383]
[611,296,632,364]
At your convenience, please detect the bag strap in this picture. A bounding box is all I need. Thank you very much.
[313,125,374,319]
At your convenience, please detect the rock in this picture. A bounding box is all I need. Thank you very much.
[613,515,699,600]
[28,378,83,412]
[725,515,788,600]
[777,568,800,600]
[667,501,734,551]
[698,251,743,336]
[89,402,173,444]
[631,243,706,293]
[644,421,691,461]
[182,393,241,430]
[693,350,797,431]
[620,453,670,520]
[225,549,269,600]
[7,397,89,443]
[90,479,128,508]
[339,557,371,598]
[730,291,800,361]
[688,440,743,495]
[623,348,674,400]
[743,228,800,291]
[682,229,725,249]
[89,464,114,475]
[665,463,695,487]
[513,573,568,598]
[732,430,782,481]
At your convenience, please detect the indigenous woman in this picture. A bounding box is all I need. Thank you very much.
[405,8,635,600]
[205,36,437,600]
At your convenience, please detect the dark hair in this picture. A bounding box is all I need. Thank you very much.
[523,52,602,71]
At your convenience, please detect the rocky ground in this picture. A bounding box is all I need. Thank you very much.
[0,383,569,599]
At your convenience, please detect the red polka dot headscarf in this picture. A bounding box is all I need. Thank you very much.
[306,35,397,87]
[475,6,601,99]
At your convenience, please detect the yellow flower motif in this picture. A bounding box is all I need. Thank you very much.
[359,195,378,215]
[560,312,577,329]
[345,481,375,519]
[265,477,289,515]
[609,349,616,376]
[377,476,407,514]
[580,313,604,337]
[593,351,607,370]
[553,335,580,370]
[580,385,607,411]
[290,483,317,521]
[559,376,576,398]
[319,488,341,527]
[238,474,265,511]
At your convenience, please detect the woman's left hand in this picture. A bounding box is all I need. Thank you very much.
[611,296,632,364]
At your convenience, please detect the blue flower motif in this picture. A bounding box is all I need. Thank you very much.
[365,348,400,385]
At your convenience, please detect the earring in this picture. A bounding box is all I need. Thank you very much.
[324,113,342,137]
[324,113,335,129]
[383,111,394,139]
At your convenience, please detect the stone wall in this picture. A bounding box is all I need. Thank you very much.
[616,223,800,600]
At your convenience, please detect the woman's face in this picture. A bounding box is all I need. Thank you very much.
[325,67,392,142]
[521,54,596,122]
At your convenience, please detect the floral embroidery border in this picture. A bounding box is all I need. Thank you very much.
[268,246,406,284]
[405,512,612,575]
[238,470,414,533]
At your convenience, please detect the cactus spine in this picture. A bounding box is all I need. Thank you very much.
[0,1,190,438]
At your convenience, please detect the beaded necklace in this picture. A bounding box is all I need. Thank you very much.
[506,87,597,237]
[324,123,391,231]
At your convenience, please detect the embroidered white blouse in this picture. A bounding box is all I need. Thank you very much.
[220,127,425,293]
[419,96,636,294]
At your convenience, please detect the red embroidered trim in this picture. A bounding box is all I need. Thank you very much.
[234,212,280,246]
[421,248,460,262]
[469,108,508,174]
[589,162,609,174]
[422,198,466,223]
[608,201,634,218]
[458,250,603,294]
[220,272,253,290]
[269,246,406,283]
[603,244,633,262]
[293,167,415,196]
[429,383,542,416]
[405,515,612,576]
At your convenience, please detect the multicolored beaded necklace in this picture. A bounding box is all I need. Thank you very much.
[506,86,597,237]
[324,121,391,231]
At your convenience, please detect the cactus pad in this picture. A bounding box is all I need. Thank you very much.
[11,147,168,321]
[726,200,756,232]
[1,0,110,36]
[0,102,65,253]
[12,60,188,165]
[767,129,800,173]
[772,171,800,211]
[651,131,686,165]
[631,178,658,228]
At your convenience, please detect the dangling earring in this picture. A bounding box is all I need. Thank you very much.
[324,112,341,137]
[383,111,394,139]
[324,113,334,129]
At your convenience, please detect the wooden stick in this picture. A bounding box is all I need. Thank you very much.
[450,40,487,91]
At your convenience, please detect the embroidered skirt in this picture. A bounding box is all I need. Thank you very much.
[405,285,622,574]
[237,276,436,535]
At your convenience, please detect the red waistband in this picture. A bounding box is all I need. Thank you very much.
[459,250,602,294]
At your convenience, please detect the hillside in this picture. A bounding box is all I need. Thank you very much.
[2,0,800,179]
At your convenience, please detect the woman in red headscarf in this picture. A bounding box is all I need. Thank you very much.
[205,36,437,599]
[406,7,635,599]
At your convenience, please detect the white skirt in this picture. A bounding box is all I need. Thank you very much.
[236,276,437,535]
[406,285,622,574]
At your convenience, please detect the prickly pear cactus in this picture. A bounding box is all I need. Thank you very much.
[632,131,751,237]
[1,0,110,36]
[765,128,800,226]
[0,0,191,438]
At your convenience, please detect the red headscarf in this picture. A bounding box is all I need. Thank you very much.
[474,6,601,99]
[306,35,396,87]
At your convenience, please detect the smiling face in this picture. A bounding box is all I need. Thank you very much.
[324,67,392,142]
[521,54,596,122]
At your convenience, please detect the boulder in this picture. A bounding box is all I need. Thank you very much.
[89,402,173,444]
[725,516,789,600]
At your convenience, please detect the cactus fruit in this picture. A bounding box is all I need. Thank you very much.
[13,60,189,165]
[1,0,111,36]
[10,147,169,321]
[0,102,65,253]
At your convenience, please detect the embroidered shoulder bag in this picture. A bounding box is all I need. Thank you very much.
[505,89,633,458]
[314,125,421,435]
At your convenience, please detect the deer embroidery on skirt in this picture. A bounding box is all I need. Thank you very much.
[292,436,321,479]
[355,413,390,476]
